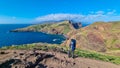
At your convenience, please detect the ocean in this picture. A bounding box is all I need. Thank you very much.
[0,24,65,47]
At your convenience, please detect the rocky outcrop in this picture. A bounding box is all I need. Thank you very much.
[69,21,82,29]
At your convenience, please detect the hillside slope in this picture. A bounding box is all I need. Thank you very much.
[63,21,120,53]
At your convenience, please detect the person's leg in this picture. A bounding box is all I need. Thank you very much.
[68,49,71,58]
[71,50,74,58]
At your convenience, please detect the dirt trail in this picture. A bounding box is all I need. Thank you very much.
[0,50,120,68]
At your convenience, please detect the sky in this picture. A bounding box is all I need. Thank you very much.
[0,0,120,24]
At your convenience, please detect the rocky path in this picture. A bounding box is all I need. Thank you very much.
[0,50,120,68]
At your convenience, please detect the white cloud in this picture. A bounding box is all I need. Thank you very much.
[35,14,84,22]
[107,10,116,15]
[34,10,120,24]
[95,11,105,15]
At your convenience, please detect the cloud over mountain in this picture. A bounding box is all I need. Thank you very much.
[35,10,120,24]
[0,10,120,24]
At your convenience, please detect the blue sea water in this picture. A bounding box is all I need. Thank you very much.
[0,24,66,47]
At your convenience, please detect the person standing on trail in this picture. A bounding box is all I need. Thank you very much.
[68,39,76,58]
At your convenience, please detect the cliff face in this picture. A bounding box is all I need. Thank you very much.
[62,21,120,52]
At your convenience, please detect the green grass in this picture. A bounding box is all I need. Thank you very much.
[63,26,71,34]
[0,43,60,51]
[1,43,120,64]
[75,49,120,64]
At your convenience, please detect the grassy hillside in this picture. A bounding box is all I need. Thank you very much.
[11,21,72,34]
[63,21,120,55]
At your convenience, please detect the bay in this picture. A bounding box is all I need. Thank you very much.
[0,24,65,47]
